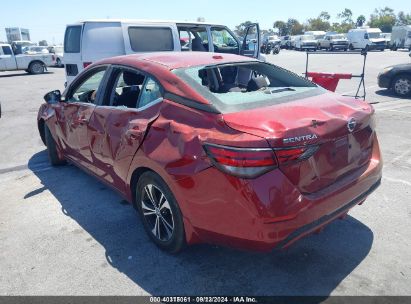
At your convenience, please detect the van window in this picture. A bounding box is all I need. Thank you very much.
[64,26,82,53]
[211,27,239,54]
[177,26,208,52]
[128,27,174,52]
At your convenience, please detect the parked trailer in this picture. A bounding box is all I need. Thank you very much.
[390,26,411,51]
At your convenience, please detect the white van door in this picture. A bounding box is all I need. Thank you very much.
[240,23,261,59]
[122,22,180,54]
[82,22,125,65]
[64,24,83,83]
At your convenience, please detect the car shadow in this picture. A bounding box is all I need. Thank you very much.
[27,150,374,296]
[375,89,410,99]
[0,71,53,78]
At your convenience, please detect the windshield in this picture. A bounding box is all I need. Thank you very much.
[54,46,63,53]
[173,62,323,113]
[301,35,315,41]
[368,32,381,39]
[331,34,345,39]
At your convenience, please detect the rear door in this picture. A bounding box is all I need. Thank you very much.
[64,24,83,84]
[88,67,163,190]
[240,23,260,59]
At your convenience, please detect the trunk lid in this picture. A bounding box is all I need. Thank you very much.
[222,93,375,193]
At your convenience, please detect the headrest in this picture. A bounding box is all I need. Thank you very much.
[123,71,145,86]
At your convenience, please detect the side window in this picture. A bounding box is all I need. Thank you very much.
[177,27,208,52]
[68,68,107,103]
[110,70,145,108]
[2,46,12,55]
[211,27,239,54]
[364,33,369,39]
[64,26,82,53]
[179,30,191,51]
[138,77,162,108]
[128,27,174,52]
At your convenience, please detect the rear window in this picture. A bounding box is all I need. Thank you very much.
[173,62,323,113]
[128,27,174,52]
[64,26,82,53]
[2,46,12,55]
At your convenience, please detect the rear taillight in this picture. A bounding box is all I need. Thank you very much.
[275,145,319,165]
[204,143,318,178]
[204,143,277,178]
[83,62,92,68]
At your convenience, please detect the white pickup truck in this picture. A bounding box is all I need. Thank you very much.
[0,43,55,74]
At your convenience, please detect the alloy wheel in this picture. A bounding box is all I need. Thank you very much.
[394,78,411,96]
[141,184,174,242]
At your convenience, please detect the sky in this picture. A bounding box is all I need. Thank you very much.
[0,0,409,44]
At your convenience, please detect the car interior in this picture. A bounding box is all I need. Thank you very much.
[111,71,146,108]
[178,26,209,52]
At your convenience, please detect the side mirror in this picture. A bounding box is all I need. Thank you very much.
[43,90,62,104]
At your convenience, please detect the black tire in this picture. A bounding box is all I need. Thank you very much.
[349,44,354,51]
[392,75,411,97]
[44,124,66,166]
[329,44,334,51]
[56,58,62,67]
[28,61,45,74]
[136,171,186,253]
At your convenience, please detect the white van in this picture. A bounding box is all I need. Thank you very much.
[64,19,260,84]
[347,27,385,51]
[304,30,326,41]
[390,26,411,51]
[294,35,318,51]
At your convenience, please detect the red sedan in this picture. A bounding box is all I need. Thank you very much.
[37,52,382,253]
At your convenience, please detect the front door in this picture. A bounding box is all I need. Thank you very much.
[0,45,17,70]
[88,67,163,191]
[56,67,108,167]
[240,23,260,59]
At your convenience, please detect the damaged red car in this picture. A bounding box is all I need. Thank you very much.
[37,52,382,253]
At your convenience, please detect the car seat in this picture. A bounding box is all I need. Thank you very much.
[116,71,145,108]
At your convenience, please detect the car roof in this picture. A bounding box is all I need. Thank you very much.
[99,52,258,70]
[69,19,227,27]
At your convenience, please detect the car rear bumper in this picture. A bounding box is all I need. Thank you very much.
[176,135,383,251]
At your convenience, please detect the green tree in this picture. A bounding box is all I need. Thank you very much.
[337,8,355,33]
[356,15,366,27]
[38,40,48,46]
[396,11,411,25]
[368,7,396,32]
[234,21,253,37]
[338,8,354,24]
[306,11,331,31]
[287,18,304,35]
[273,20,288,36]
[319,11,331,21]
